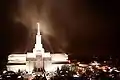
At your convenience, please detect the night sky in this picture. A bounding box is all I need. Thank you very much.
[0,0,119,69]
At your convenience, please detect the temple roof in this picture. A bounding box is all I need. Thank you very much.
[9,52,26,54]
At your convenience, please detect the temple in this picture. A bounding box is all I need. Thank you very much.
[6,23,69,73]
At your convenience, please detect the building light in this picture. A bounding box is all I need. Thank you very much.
[68,60,71,63]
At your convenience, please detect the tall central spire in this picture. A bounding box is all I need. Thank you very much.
[36,22,41,46]
[37,22,40,35]
[33,22,45,54]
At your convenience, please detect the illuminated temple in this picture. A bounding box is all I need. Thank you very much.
[7,23,68,73]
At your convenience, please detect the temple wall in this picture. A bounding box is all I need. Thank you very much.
[26,61,35,73]
[51,54,68,62]
[36,55,43,69]
[46,64,64,72]
[7,65,26,72]
[44,58,52,71]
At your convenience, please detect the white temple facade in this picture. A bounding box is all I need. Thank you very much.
[7,23,68,73]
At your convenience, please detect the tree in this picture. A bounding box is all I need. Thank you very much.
[33,67,37,72]
[18,69,20,73]
[61,65,69,71]
[57,67,60,75]
[38,68,40,72]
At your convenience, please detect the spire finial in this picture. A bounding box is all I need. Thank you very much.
[37,22,40,35]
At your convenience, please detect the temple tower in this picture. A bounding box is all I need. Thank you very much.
[33,22,44,70]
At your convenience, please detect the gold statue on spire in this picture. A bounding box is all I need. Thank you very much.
[37,22,40,35]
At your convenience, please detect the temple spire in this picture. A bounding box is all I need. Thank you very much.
[37,22,40,35]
